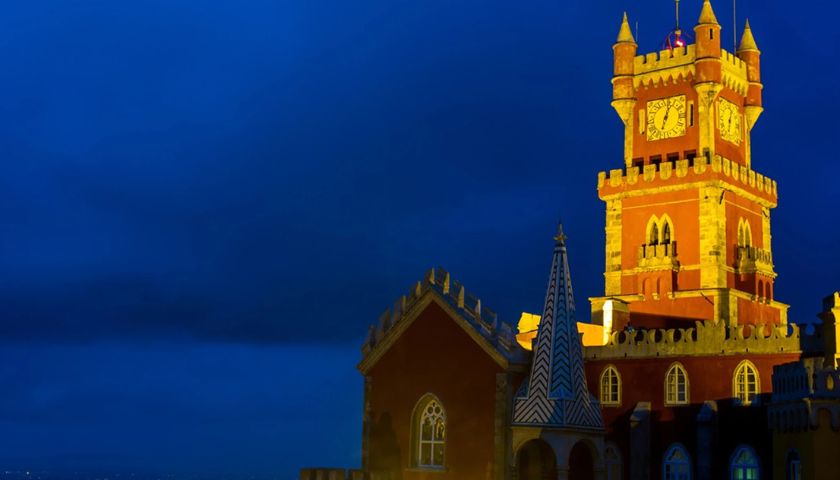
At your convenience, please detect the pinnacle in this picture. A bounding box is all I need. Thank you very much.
[738,19,759,52]
[616,12,636,44]
[698,0,719,25]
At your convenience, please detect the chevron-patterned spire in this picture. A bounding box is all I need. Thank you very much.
[512,223,603,429]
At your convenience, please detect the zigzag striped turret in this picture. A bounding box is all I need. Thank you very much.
[512,224,603,429]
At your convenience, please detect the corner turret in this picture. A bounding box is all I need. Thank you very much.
[612,12,638,166]
[694,0,722,83]
[738,20,763,130]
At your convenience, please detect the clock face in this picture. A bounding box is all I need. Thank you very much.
[718,98,742,145]
[646,95,687,141]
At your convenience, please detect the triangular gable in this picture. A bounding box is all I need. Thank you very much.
[358,268,528,375]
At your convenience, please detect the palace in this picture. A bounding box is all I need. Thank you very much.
[300,1,840,479]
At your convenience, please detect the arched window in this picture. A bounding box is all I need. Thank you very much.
[600,366,621,406]
[605,443,623,480]
[412,395,446,468]
[665,363,689,405]
[730,445,759,480]
[785,449,801,480]
[663,443,691,480]
[650,220,660,245]
[662,221,672,244]
[738,219,753,248]
[733,360,760,406]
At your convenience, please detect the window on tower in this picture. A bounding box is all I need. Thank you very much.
[737,219,753,248]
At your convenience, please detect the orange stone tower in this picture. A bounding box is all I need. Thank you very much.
[591,1,786,331]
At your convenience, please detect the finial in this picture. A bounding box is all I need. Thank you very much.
[738,19,759,52]
[616,12,636,44]
[698,0,719,25]
[554,222,567,245]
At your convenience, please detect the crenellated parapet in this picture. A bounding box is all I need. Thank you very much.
[583,320,814,360]
[735,245,774,275]
[597,154,777,206]
[769,357,840,432]
[637,241,679,270]
[360,267,525,365]
[628,46,747,96]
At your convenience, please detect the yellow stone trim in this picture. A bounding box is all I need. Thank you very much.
[357,291,511,374]
[622,198,697,210]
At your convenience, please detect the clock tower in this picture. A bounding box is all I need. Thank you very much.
[592,0,786,330]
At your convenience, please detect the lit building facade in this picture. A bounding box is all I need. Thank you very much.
[300,2,839,479]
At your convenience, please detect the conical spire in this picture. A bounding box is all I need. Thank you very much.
[512,223,603,430]
[616,12,636,44]
[697,0,719,25]
[738,19,759,52]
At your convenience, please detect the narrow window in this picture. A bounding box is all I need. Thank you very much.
[786,450,801,480]
[730,445,760,480]
[412,395,446,468]
[662,222,672,245]
[663,443,692,480]
[689,102,695,126]
[600,366,621,406]
[733,361,760,406]
[710,29,714,40]
[665,363,689,405]
[605,444,623,480]
[650,221,660,245]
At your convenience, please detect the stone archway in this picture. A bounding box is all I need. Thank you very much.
[568,441,595,480]
[516,439,558,480]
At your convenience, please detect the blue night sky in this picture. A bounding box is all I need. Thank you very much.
[1,0,838,477]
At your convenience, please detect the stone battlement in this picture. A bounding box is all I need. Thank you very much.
[361,267,522,361]
[584,320,813,360]
[769,357,840,432]
[735,245,774,274]
[597,154,777,205]
[630,46,748,90]
[635,45,695,73]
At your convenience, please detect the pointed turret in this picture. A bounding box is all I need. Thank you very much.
[738,19,759,52]
[612,12,637,167]
[616,12,635,44]
[697,0,719,25]
[738,19,764,139]
[512,223,602,430]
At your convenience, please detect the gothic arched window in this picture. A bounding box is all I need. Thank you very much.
[738,219,753,248]
[730,445,760,480]
[605,443,623,480]
[600,365,621,406]
[663,443,692,480]
[665,363,689,405]
[733,361,760,406]
[412,395,446,468]
[649,220,660,245]
[785,449,801,480]
[662,221,672,245]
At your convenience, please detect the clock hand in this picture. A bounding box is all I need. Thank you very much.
[661,100,671,130]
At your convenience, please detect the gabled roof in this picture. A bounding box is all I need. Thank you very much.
[357,267,529,374]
